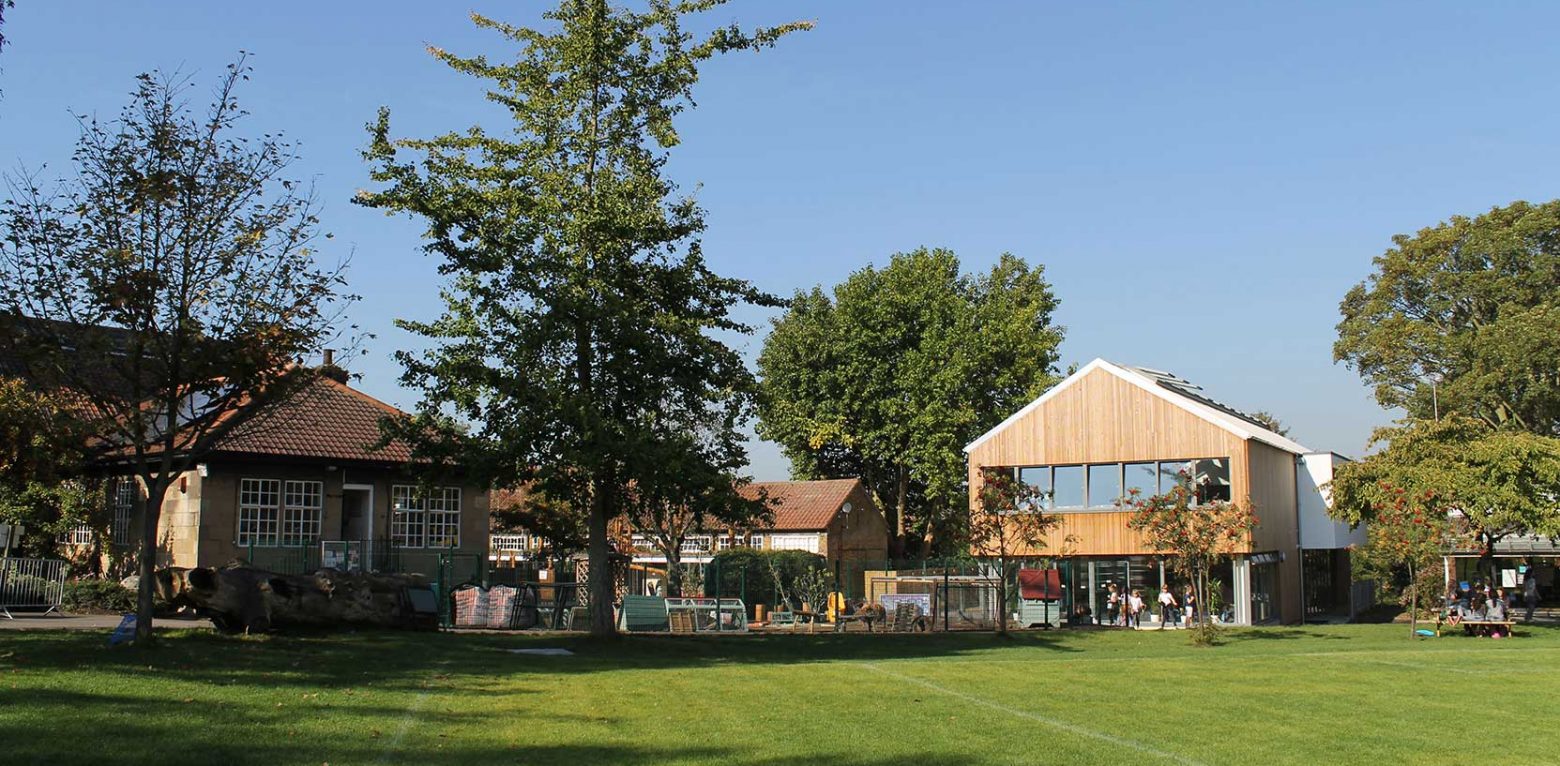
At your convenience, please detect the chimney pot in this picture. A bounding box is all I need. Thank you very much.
[323,349,335,366]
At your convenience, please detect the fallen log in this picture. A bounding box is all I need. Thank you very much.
[156,563,439,633]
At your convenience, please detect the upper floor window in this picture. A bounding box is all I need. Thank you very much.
[1010,457,1232,511]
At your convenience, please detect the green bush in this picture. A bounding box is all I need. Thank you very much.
[62,578,135,613]
[706,549,826,610]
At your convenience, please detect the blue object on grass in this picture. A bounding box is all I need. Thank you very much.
[1415,629,1436,637]
[109,614,137,645]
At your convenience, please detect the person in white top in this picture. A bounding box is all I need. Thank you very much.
[1127,590,1145,628]
[1157,588,1178,629]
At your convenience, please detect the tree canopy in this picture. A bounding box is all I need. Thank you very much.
[0,59,351,640]
[1329,416,1560,547]
[757,248,1063,556]
[358,1,809,635]
[1335,199,1560,435]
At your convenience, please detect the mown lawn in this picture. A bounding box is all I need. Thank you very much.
[1,623,1556,765]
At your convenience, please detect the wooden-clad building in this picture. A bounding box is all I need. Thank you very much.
[966,359,1363,625]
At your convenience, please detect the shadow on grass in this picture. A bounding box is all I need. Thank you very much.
[0,626,1084,697]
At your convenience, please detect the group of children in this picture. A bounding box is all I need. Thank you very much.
[1102,582,1197,629]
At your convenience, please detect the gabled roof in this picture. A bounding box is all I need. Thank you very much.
[208,375,415,464]
[738,478,863,531]
[964,358,1312,455]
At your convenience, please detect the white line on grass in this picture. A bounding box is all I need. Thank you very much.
[860,663,1205,766]
[375,661,449,765]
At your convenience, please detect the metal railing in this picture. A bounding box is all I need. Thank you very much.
[0,557,67,618]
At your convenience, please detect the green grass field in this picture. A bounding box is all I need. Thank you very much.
[2,623,1555,765]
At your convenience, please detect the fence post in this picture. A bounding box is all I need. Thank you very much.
[944,562,951,632]
[713,557,721,634]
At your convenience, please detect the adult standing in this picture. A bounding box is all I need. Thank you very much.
[1524,567,1540,621]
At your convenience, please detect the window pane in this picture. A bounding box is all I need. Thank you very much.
[1052,466,1084,509]
[1087,464,1121,509]
[1124,462,1157,502]
[238,478,280,547]
[1158,461,1193,494]
[1193,458,1232,504]
[1017,466,1051,510]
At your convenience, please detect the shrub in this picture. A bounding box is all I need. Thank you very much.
[62,578,135,613]
[706,549,827,611]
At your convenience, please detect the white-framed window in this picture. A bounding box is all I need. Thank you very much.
[680,535,712,554]
[490,533,531,553]
[237,478,281,547]
[281,481,324,547]
[426,487,461,549]
[769,533,820,554]
[750,533,764,549]
[58,524,95,546]
[112,478,137,545]
[391,485,462,549]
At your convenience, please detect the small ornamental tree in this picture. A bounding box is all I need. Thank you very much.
[970,467,1061,636]
[1123,477,1257,644]
[1338,480,1469,638]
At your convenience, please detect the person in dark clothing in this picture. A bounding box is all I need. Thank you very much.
[1524,569,1540,621]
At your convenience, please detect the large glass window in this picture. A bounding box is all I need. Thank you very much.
[1123,462,1157,503]
[1087,464,1121,509]
[1193,458,1232,504]
[1158,460,1193,494]
[393,485,463,549]
[1051,466,1085,509]
[1017,466,1051,511]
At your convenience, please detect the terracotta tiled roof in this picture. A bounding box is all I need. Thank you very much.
[738,478,862,531]
[210,376,414,464]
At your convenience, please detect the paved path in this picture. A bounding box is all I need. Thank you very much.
[0,613,212,631]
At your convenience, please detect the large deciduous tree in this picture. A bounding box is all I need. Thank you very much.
[1329,416,1560,585]
[0,59,351,641]
[757,248,1063,557]
[358,2,809,636]
[1335,200,1560,435]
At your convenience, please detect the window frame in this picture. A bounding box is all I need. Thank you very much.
[391,484,464,549]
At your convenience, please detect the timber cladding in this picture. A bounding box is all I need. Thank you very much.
[967,365,1277,557]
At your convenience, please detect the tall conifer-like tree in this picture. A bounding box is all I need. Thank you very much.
[359,1,809,636]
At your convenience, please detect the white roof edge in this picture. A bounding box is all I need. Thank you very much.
[964,358,1315,456]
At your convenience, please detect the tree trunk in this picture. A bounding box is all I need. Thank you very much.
[664,545,682,598]
[587,478,616,637]
[134,477,170,643]
[1407,561,1418,639]
[995,560,1009,636]
[893,468,908,559]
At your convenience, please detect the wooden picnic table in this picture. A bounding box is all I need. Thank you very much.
[1458,619,1515,637]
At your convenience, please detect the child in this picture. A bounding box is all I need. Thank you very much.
[1127,589,1144,628]
[1182,584,1196,626]
[1105,582,1121,627]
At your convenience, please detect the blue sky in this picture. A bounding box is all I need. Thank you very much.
[4,2,1558,479]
